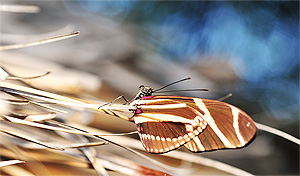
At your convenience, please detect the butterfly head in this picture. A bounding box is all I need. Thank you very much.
[136,85,153,99]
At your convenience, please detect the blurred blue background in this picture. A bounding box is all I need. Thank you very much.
[63,1,299,122]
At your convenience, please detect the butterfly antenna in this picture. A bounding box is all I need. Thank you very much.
[153,77,192,92]
[154,89,209,93]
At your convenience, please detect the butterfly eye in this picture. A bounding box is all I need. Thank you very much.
[142,87,152,95]
[142,88,149,94]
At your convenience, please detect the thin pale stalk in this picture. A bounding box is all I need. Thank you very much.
[255,122,300,145]
[0,127,64,150]
[0,160,25,167]
[0,4,40,13]
[0,31,79,50]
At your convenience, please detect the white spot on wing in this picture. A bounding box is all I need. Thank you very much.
[246,122,250,127]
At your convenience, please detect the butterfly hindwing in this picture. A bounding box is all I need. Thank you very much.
[136,122,203,153]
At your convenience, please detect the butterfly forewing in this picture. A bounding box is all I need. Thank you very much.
[132,96,256,153]
[184,98,256,152]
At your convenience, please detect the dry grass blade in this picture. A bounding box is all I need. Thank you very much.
[0,81,89,107]
[0,160,25,167]
[62,142,108,149]
[6,71,51,80]
[0,165,35,176]
[0,81,134,112]
[3,112,56,122]
[255,122,300,145]
[98,159,141,175]
[1,115,119,136]
[0,98,29,105]
[0,67,9,80]
[81,147,108,176]
[54,129,109,176]
[0,127,64,150]
[1,115,131,141]
[98,157,171,176]
[1,25,75,42]
[165,151,255,176]
[0,31,79,51]
[0,4,40,13]
[30,101,68,114]
[50,119,139,136]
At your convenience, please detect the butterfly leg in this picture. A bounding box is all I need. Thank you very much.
[98,95,129,109]
[128,104,142,120]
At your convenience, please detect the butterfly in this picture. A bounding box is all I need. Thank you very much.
[100,78,257,154]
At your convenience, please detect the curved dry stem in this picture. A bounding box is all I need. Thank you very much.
[0,127,64,150]
[0,160,25,168]
[0,81,135,118]
[1,25,75,42]
[0,31,79,51]
[0,98,29,105]
[165,151,254,176]
[0,4,40,13]
[255,122,300,145]
[6,71,51,80]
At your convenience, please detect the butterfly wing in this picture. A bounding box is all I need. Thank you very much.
[132,96,256,153]
[184,98,256,152]
[131,96,208,153]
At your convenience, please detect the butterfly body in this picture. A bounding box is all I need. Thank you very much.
[129,93,256,154]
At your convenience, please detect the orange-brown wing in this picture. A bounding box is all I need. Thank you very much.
[132,96,256,153]
[184,98,256,152]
